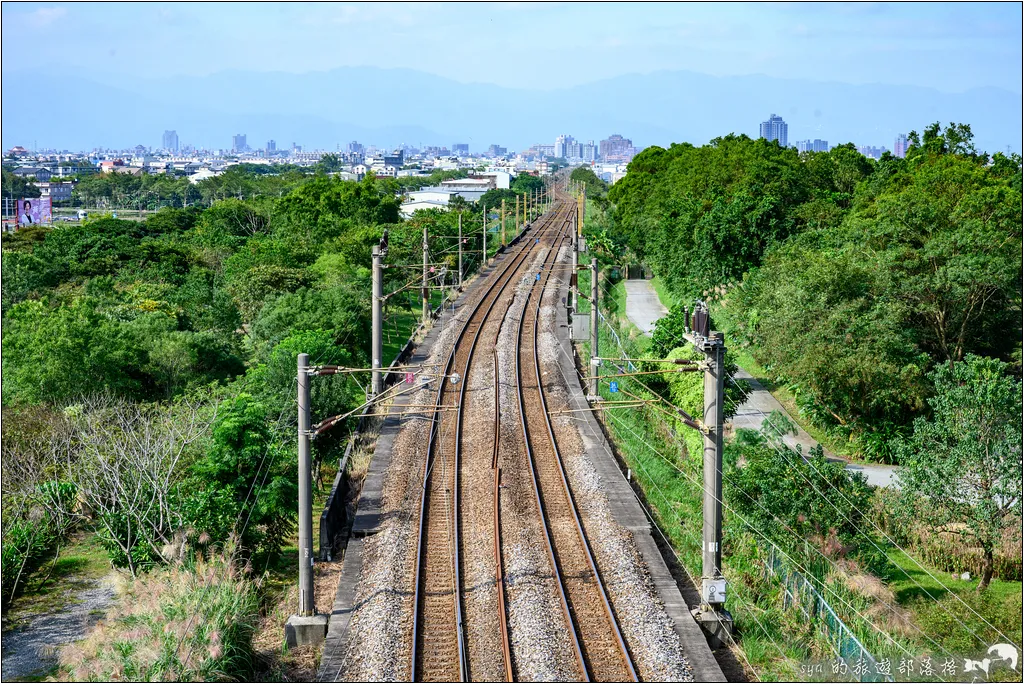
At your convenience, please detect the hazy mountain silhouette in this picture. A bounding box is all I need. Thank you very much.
[2,67,1020,154]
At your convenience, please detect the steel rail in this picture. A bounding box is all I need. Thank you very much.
[511,210,595,680]
[410,196,568,682]
[451,204,569,678]
[489,204,574,681]
[527,204,639,681]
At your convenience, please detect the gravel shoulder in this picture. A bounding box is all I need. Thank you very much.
[1,573,118,682]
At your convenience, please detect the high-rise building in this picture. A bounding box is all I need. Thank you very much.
[796,139,828,153]
[554,134,575,159]
[452,143,470,156]
[583,141,597,162]
[348,141,364,155]
[759,114,788,148]
[599,134,634,161]
[267,140,277,154]
[232,133,247,153]
[383,149,405,168]
[162,130,179,152]
[894,133,909,158]
[487,144,507,157]
[857,145,888,160]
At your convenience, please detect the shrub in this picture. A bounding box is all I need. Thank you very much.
[179,394,297,557]
[727,422,880,565]
[60,547,259,682]
[1,481,79,610]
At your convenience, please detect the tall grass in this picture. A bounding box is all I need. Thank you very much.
[60,546,260,682]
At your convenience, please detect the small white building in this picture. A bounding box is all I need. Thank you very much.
[35,181,75,202]
[440,177,495,191]
[475,170,512,189]
[406,189,456,205]
[188,168,223,184]
[400,199,450,218]
[371,166,398,178]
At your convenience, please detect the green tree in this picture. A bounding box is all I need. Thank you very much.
[569,166,608,198]
[897,355,1023,591]
[180,393,297,556]
[316,153,343,174]
[2,298,150,404]
[2,169,42,200]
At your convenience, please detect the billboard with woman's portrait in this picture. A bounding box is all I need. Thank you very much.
[17,197,52,226]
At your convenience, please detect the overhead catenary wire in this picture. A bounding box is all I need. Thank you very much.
[593,314,973,662]
[624,309,1019,651]
[600,407,920,664]
[556,307,939,667]
[719,371,1020,651]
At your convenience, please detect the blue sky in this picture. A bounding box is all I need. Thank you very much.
[2,2,1021,93]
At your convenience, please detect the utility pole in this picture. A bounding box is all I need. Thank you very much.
[482,204,487,264]
[285,352,327,648]
[687,311,733,648]
[515,195,520,236]
[371,246,383,397]
[577,192,584,241]
[296,353,314,614]
[422,225,429,325]
[458,212,463,289]
[589,257,599,397]
[501,198,506,248]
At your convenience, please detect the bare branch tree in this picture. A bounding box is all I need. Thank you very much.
[65,395,216,577]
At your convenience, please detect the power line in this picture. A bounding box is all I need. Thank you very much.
[721,373,1019,650]
[646,317,1020,649]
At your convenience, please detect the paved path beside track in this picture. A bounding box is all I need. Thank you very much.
[622,279,898,489]
[623,280,669,334]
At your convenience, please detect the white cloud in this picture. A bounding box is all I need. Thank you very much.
[24,6,66,27]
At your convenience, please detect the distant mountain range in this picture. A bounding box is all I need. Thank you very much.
[2,66,1020,155]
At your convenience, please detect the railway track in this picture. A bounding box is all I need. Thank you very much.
[411,198,572,682]
[512,205,638,682]
[410,186,636,682]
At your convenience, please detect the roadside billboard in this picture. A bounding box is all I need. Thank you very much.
[17,196,52,226]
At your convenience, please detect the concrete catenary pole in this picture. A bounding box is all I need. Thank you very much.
[371,246,383,397]
[482,204,487,264]
[515,195,520,236]
[590,257,599,397]
[702,331,726,596]
[458,212,463,289]
[501,199,506,247]
[422,225,429,325]
[297,353,314,616]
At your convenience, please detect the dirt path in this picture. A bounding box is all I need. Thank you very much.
[1,574,117,681]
